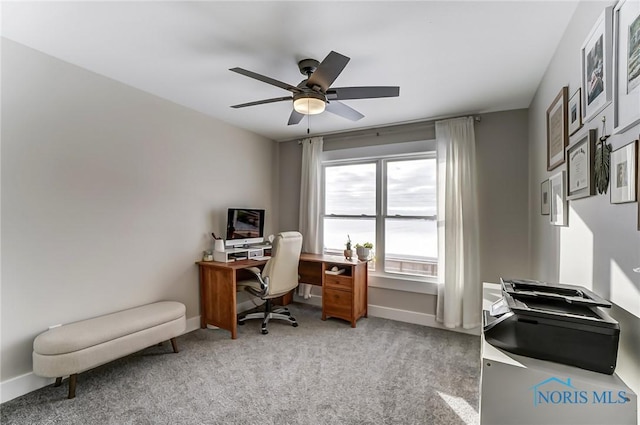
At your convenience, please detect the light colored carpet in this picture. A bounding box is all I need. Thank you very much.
[1,303,480,425]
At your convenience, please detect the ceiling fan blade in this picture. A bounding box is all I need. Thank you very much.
[325,101,364,121]
[326,86,400,100]
[230,67,302,93]
[288,110,304,125]
[231,96,292,109]
[306,51,350,92]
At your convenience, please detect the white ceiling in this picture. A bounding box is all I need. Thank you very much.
[2,1,580,141]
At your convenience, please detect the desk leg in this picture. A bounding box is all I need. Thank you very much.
[200,266,237,339]
[364,264,368,318]
[199,266,207,329]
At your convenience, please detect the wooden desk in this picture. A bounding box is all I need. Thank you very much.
[196,253,368,339]
[298,253,368,327]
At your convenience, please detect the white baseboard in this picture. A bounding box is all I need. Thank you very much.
[185,315,201,333]
[293,293,322,307]
[1,316,204,404]
[294,295,480,336]
[1,372,54,404]
[367,304,480,336]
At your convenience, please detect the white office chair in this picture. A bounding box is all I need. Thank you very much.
[237,231,303,334]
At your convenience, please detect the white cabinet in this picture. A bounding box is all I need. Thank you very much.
[480,283,637,425]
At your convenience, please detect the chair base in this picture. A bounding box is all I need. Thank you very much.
[238,301,298,334]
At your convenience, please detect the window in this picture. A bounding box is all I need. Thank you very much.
[322,154,437,278]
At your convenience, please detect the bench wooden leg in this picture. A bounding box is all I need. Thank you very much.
[170,337,179,353]
[68,374,77,399]
[54,377,62,387]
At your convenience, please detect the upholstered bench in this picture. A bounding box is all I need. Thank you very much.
[33,301,186,399]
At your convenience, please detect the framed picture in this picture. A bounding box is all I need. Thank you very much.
[610,139,637,204]
[541,179,550,215]
[566,129,597,200]
[581,6,613,123]
[613,0,640,133]
[547,86,568,171]
[549,171,567,226]
[568,88,583,136]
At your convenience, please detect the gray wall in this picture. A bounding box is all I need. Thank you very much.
[277,109,531,316]
[476,110,530,283]
[1,39,277,382]
[527,0,640,414]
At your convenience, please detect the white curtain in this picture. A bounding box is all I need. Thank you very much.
[435,117,481,329]
[298,136,323,299]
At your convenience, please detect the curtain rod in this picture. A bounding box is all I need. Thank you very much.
[290,114,481,144]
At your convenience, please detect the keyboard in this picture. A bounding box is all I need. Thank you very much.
[252,256,271,261]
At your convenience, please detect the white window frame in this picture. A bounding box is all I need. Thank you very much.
[382,156,438,277]
[321,140,438,293]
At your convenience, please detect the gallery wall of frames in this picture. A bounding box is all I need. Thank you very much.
[541,0,640,230]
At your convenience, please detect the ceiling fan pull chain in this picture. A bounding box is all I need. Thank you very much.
[307,99,311,134]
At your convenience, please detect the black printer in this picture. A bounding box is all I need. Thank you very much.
[483,278,620,374]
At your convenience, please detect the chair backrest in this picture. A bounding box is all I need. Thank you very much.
[262,231,303,297]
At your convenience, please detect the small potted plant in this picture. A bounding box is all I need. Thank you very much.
[344,235,353,260]
[355,242,373,261]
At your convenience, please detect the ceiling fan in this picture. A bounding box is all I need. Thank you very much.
[229,51,400,126]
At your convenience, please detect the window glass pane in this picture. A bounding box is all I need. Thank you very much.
[323,217,375,253]
[386,159,436,216]
[384,218,437,277]
[325,163,376,215]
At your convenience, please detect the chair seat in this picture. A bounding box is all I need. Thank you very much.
[236,279,261,292]
[237,279,292,300]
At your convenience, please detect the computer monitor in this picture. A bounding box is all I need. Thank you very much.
[225,208,265,247]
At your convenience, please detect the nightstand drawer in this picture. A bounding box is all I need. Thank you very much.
[324,274,352,291]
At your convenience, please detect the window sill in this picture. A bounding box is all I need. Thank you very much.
[368,273,438,295]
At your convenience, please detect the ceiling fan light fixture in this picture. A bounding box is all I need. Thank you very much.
[293,92,326,115]
[230,51,400,126]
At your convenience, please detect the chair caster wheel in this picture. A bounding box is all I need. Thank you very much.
[292,323,299,327]
[261,329,268,335]
[238,321,245,326]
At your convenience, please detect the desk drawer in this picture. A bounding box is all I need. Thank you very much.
[323,288,352,318]
[324,274,352,291]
